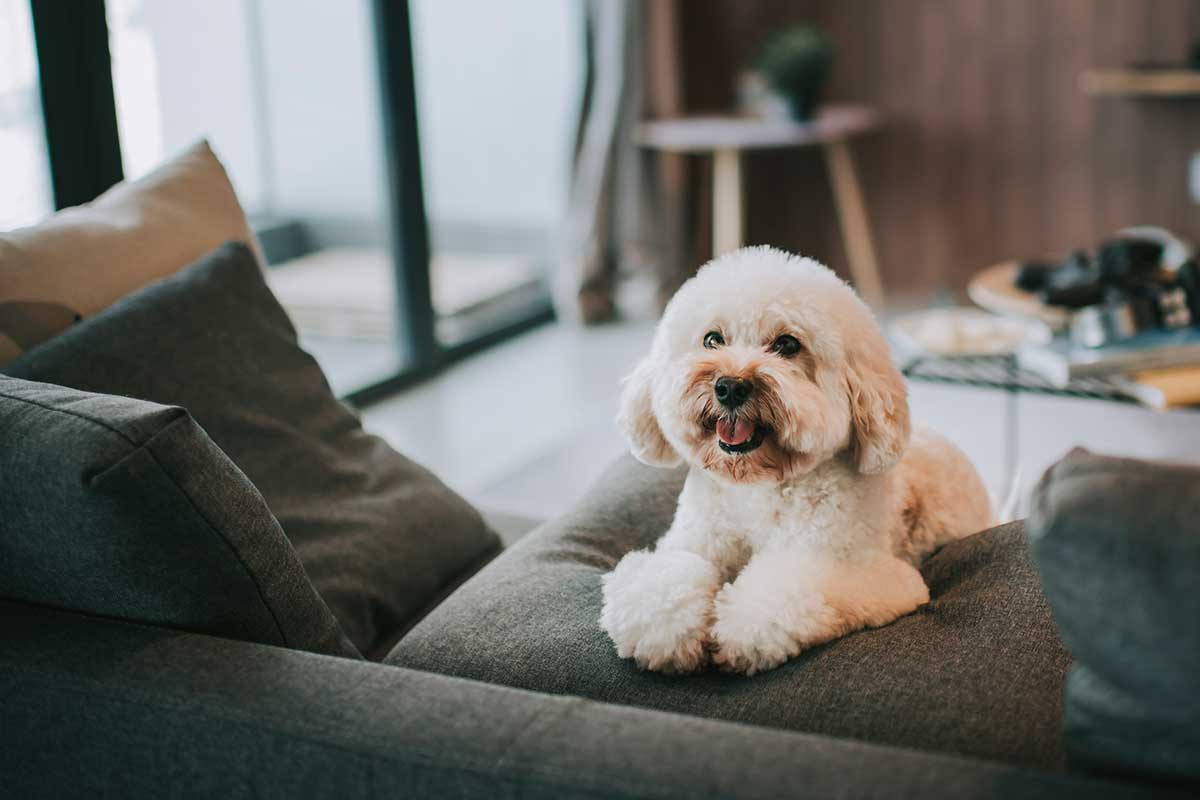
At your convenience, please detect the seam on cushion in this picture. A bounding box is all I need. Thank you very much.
[5,671,1097,799]
[6,675,662,799]
[91,415,294,649]
[0,387,181,449]
[32,670,960,799]
[0,596,302,655]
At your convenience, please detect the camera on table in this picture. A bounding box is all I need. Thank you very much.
[1015,239,1200,347]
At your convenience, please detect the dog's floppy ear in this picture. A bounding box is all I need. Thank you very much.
[844,336,911,474]
[617,356,681,467]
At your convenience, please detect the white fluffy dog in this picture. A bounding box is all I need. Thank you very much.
[600,247,991,675]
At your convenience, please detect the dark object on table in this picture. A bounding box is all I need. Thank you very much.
[1068,283,1194,348]
[1014,262,1053,292]
[1175,259,1200,320]
[756,25,835,121]
[1070,292,1150,348]
[1038,251,1104,308]
[1018,239,1198,345]
[1157,285,1193,329]
[1096,239,1164,286]
[1041,282,1106,309]
[1031,240,1166,309]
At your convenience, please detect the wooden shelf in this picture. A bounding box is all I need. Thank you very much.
[1081,69,1200,97]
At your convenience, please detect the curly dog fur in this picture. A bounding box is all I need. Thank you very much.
[600,247,992,675]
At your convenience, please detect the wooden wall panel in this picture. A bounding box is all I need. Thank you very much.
[677,0,1200,299]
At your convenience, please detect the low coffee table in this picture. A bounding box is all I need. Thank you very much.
[899,351,1138,508]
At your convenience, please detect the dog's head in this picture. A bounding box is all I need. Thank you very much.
[618,247,910,484]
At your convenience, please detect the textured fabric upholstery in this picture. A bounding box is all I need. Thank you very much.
[4,243,500,654]
[1030,448,1200,785]
[0,376,355,657]
[388,455,1072,770]
[1,599,1162,800]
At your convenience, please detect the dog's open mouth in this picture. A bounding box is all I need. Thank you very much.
[716,417,767,454]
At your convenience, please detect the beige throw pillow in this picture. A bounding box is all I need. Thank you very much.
[0,140,260,365]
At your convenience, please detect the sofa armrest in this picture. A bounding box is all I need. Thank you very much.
[0,600,1159,800]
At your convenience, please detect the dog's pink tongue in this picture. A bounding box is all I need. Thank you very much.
[717,418,754,446]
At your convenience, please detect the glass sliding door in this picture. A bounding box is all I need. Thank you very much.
[106,0,410,395]
[13,0,571,403]
[0,0,53,230]
[410,0,581,347]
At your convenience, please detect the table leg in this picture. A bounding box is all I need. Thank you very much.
[823,139,884,308]
[1003,354,1022,518]
[712,148,743,257]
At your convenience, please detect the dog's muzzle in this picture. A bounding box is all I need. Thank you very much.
[714,376,753,409]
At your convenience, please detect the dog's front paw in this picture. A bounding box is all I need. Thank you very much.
[709,581,841,675]
[600,549,720,674]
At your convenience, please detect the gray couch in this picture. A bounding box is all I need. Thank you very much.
[2,245,1195,798]
[0,593,1143,800]
[0,452,1192,798]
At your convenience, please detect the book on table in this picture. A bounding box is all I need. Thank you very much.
[1115,366,1200,410]
[1017,327,1200,387]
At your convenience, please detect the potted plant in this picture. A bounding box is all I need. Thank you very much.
[755,25,835,122]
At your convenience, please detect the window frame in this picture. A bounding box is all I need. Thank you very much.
[26,0,554,406]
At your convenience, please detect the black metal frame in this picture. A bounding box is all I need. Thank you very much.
[371,0,438,375]
[29,0,123,208]
[26,0,554,406]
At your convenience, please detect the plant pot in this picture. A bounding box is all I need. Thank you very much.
[756,25,834,125]
[786,92,820,122]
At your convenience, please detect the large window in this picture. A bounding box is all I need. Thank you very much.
[411,0,580,346]
[107,0,406,394]
[0,0,52,230]
[7,0,582,402]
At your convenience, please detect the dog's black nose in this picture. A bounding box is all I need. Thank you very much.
[714,376,753,408]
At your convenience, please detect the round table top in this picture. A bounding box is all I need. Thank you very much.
[635,105,882,154]
[967,261,1071,331]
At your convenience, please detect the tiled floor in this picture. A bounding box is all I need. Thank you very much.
[361,319,1200,527]
[361,319,655,524]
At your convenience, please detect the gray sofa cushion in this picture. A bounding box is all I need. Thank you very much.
[388,455,1072,771]
[6,599,1166,800]
[0,376,356,657]
[4,242,500,656]
[1030,448,1200,785]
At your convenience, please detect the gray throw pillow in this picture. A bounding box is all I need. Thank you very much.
[5,242,500,655]
[1029,448,1200,784]
[0,375,357,657]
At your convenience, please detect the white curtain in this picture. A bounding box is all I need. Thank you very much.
[555,0,689,323]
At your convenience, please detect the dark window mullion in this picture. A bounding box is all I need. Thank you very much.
[370,0,438,371]
[29,0,123,209]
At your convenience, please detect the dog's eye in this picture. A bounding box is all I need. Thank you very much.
[772,335,802,357]
[703,331,725,349]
